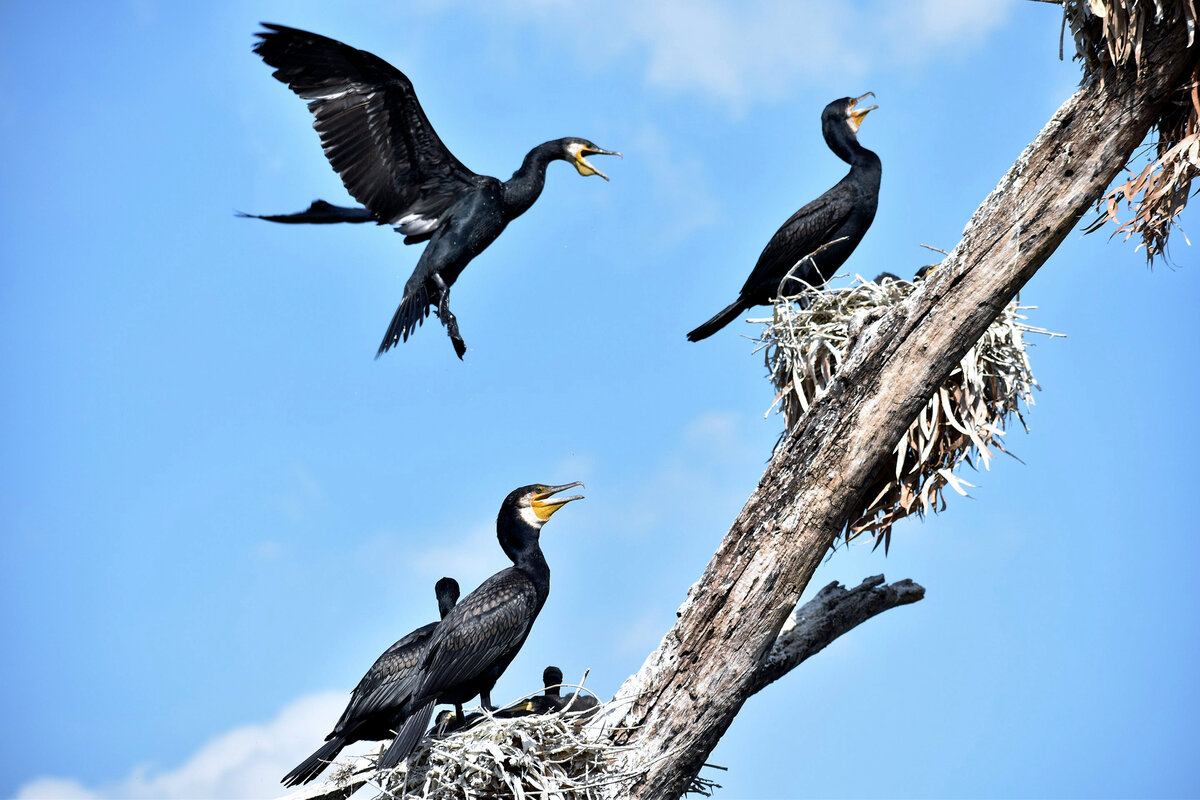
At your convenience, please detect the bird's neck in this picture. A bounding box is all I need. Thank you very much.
[826,125,879,170]
[829,130,881,196]
[500,141,560,215]
[848,145,881,190]
[498,519,552,594]
[511,544,550,590]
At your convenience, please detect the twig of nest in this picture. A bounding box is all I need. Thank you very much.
[1058,0,1200,264]
[754,274,1062,553]
[340,679,721,800]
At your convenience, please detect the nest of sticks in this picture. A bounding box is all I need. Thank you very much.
[1059,0,1200,263]
[756,273,1060,553]
[336,681,720,800]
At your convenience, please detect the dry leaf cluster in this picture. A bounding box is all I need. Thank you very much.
[1061,0,1199,263]
[756,275,1060,553]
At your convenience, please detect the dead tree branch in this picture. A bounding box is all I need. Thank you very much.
[604,16,1198,800]
[752,575,925,696]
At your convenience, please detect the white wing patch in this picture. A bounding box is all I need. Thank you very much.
[392,213,440,235]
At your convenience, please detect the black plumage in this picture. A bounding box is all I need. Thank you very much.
[281,577,460,787]
[375,482,584,771]
[687,93,881,342]
[243,24,619,359]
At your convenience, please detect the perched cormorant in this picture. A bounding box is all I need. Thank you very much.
[243,24,620,359]
[281,577,460,787]
[375,482,584,771]
[687,93,881,341]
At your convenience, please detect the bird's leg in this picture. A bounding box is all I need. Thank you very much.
[455,703,465,725]
[480,690,494,713]
[430,273,467,359]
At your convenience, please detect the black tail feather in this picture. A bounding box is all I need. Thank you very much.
[376,285,432,358]
[282,736,346,787]
[237,200,377,225]
[376,700,436,772]
[686,298,749,342]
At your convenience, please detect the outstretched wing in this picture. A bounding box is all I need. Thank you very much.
[743,183,854,296]
[254,24,481,240]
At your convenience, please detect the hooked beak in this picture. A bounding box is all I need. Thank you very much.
[575,147,621,181]
[531,481,586,521]
[849,92,877,129]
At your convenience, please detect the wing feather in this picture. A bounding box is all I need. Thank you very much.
[416,570,538,702]
[330,622,437,736]
[743,184,855,294]
[254,24,480,233]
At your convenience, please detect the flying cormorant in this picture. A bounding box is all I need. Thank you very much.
[687,93,881,341]
[282,577,460,786]
[243,24,620,359]
[375,482,584,771]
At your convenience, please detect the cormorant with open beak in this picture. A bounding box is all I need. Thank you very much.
[375,482,584,770]
[688,93,881,341]
[282,577,460,787]
[242,24,620,359]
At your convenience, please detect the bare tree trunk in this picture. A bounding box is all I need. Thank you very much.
[606,18,1199,800]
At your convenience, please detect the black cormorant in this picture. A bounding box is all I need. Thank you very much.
[281,577,460,787]
[687,93,880,341]
[375,482,584,770]
[243,24,620,359]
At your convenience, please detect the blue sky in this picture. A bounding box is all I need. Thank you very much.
[2,1,1198,798]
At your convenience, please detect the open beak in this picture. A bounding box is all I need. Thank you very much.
[849,92,877,129]
[575,147,621,181]
[531,481,585,520]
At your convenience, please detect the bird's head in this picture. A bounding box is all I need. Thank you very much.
[560,138,621,181]
[502,482,585,530]
[497,482,584,563]
[434,577,460,618]
[823,92,877,135]
[543,665,564,696]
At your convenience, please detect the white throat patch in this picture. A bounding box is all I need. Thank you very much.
[518,503,545,529]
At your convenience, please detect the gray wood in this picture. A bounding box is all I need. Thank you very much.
[603,17,1198,800]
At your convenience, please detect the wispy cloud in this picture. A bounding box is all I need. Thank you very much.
[17,693,346,799]
[459,0,1016,112]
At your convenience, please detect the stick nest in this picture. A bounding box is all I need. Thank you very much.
[354,691,721,800]
[1060,0,1200,264]
[756,275,1060,553]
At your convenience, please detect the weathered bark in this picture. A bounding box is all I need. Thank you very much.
[606,17,1199,800]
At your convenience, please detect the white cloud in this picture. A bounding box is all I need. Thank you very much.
[17,693,348,800]
[465,0,1016,112]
